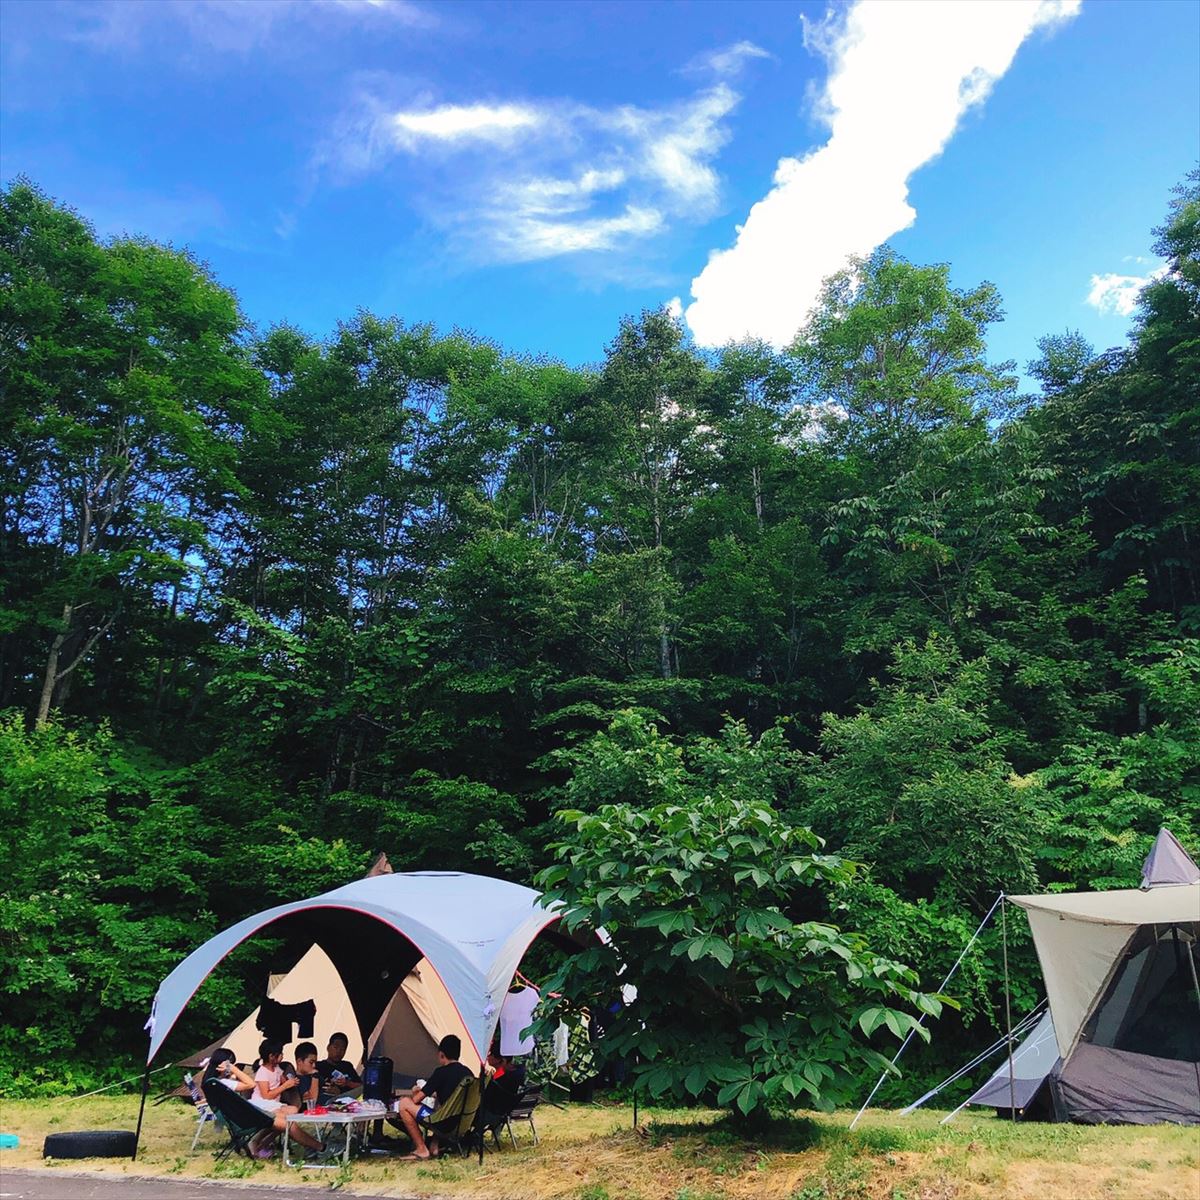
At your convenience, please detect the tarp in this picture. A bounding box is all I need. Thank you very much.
[1008,885,1200,1057]
[1008,885,1200,926]
[1141,828,1200,889]
[146,872,563,1065]
[967,1011,1061,1110]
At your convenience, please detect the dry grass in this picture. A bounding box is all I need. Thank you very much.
[1,1093,1197,1200]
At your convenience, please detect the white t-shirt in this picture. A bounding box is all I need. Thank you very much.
[251,1064,284,1112]
[499,985,539,1056]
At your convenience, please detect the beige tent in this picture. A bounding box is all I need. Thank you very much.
[183,944,476,1076]
[182,943,363,1068]
[366,960,479,1076]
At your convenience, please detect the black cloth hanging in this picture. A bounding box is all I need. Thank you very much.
[256,997,316,1044]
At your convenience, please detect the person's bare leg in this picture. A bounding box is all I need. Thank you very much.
[274,1112,322,1153]
[396,1096,429,1158]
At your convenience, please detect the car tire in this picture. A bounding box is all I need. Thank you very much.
[42,1129,139,1159]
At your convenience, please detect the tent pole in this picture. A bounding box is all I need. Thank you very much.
[850,890,1003,1130]
[132,1063,152,1160]
[477,1060,486,1166]
[1002,896,1016,1122]
[1185,928,1200,1020]
[632,1087,638,1129]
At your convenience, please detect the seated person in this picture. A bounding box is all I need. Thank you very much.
[316,1032,362,1097]
[391,1034,472,1161]
[202,1048,255,1094]
[481,1047,526,1120]
[292,1042,320,1108]
[250,1039,300,1117]
[203,1042,323,1158]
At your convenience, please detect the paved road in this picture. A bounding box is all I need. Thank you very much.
[0,1170,418,1200]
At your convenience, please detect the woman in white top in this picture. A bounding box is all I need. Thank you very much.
[251,1039,300,1116]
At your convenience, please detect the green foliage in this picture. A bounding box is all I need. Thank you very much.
[0,173,1196,1104]
[536,713,948,1125]
[802,636,1046,908]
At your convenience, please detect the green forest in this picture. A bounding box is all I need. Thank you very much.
[1,172,1197,1105]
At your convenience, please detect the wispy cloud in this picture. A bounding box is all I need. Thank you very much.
[324,62,757,264]
[1086,264,1166,316]
[68,0,433,55]
[684,40,773,79]
[682,0,1081,348]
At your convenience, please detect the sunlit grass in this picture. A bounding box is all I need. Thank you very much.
[0,1093,1196,1198]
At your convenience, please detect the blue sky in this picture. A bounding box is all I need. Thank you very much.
[2,0,1197,383]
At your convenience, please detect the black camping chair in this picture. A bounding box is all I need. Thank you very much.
[419,1075,482,1158]
[201,1079,275,1162]
[476,1077,540,1151]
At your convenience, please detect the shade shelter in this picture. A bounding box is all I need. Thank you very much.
[135,871,568,1157]
[960,830,1200,1125]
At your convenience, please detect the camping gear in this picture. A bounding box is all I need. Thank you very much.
[365,960,479,1074]
[183,1071,220,1150]
[942,829,1200,1125]
[420,1074,482,1157]
[42,1130,138,1159]
[181,943,363,1070]
[138,871,585,1162]
[480,1084,544,1149]
[201,1078,276,1162]
[362,1055,394,1103]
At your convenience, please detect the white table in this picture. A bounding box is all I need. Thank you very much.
[282,1109,381,1169]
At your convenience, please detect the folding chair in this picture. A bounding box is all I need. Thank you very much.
[183,1072,219,1151]
[503,1086,542,1146]
[201,1079,276,1162]
[419,1076,481,1158]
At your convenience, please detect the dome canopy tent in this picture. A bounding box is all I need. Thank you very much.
[144,872,569,1070]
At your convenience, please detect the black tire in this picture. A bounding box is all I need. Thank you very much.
[43,1129,139,1159]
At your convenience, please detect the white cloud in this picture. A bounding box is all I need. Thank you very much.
[388,103,542,144]
[1086,265,1166,316]
[68,0,432,55]
[330,66,757,263]
[683,0,1081,348]
[665,296,684,320]
[686,40,772,79]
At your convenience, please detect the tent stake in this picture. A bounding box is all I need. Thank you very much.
[132,1064,152,1160]
[850,891,1003,1130]
[1002,896,1015,1122]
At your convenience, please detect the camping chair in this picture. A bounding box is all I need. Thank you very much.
[419,1075,481,1158]
[184,1072,220,1151]
[504,1086,542,1146]
[201,1079,275,1162]
[476,1083,543,1151]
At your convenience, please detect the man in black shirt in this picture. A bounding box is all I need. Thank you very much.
[316,1032,362,1097]
[394,1034,472,1160]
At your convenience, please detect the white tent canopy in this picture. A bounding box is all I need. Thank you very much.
[146,871,564,1066]
[1008,884,1200,1057]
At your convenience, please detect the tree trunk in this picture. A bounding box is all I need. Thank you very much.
[36,603,72,727]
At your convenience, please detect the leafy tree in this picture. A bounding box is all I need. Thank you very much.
[535,713,947,1125]
[0,181,263,726]
[801,637,1046,909]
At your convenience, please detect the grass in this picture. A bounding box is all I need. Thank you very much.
[0,1093,1196,1199]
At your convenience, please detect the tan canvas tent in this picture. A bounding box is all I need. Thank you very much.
[181,943,363,1068]
[183,946,478,1076]
[366,960,479,1075]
